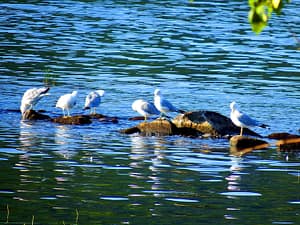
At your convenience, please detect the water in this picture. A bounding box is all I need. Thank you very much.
[0,0,300,224]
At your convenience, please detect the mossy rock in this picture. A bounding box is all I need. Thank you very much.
[22,110,51,120]
[172,111,261,137]
[52,115,92,125]
[230,135,269,156]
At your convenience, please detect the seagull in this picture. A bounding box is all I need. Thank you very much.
[84,90,105,114]
[230,101,268,136]
[132,99,160,121]
[56,91,78,117]
[154,88,184,117]
[20,87,50,116]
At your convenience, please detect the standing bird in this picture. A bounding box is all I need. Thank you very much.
[132,99,160,121]
[154,88,184,117]
[20,87,50,116]
[84,90,105,115]
[56,91,78,117]
[230,101,268,136]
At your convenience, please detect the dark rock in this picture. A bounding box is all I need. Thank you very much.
[276,138,300,152]
[267,133,300,152]
[268,132,300,140]
[230,135,269,156]
[89,113,119,123]
[52,115,92,125]
[129,116,146,121]
[22,110,51,120]
[172,111,261,137]
[120,126,140,135]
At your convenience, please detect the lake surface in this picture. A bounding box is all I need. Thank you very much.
[0,0,300,224]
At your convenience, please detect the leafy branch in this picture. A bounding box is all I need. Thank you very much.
[248,0,290,34]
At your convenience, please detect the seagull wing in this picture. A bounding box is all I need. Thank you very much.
[142,102,160,115]
[238,110,260,127]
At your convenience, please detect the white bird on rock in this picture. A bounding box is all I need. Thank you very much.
[132,99,160,121]
[154,89,184,117]
[20,87,50,116]
[230,101,268,136]
[56,91,78,117]
[84,90,105,115]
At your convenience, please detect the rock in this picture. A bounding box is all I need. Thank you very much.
[267,132,300,140]
[230,135,269,156]
[52,115,92,125]
[89,113,119,123]
[137,119,176,136]
[120,126,141,135]
[276,138,300,152]
[120,118,203,136]
[22,109,51,120]
[172,111,261,137]
[120,118,177,136]
[268,133,300,152]
[128,116,146,121]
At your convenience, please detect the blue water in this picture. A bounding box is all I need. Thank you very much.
[0,1,300,224]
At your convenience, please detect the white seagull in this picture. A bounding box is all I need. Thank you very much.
[56,91,78,117]
[84,90,105,114]
[20,87,50,116]
[230,101,268,136]
[132,99,160,121]
[154,88,184,117]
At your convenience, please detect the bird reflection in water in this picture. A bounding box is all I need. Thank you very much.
[129,135,167,197]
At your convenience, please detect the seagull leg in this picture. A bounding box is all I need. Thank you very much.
[144,116,147,121]
[62,109,65,117]
[240,127,243,136]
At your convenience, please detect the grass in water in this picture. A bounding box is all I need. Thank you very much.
[4,205,80,225]
[43,69,58,87]
[6,204,9,224]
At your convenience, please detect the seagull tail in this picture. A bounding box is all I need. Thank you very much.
[84,106,90,110]
[260,124,270,129]
[42,87,50,94]
[178,109,186,114]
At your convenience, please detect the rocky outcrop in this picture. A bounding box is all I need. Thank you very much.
[230,135,269,156]
[172,111,261,137]
[121,111,261,137]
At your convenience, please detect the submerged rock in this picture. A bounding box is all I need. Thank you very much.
[230,135,269,156]
[52,115,92,125]
[22,109,51,120]
[89,113,119,123]
[172,111,261,137]
[268,132,300,152]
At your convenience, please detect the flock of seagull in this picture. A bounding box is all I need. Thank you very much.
[20,87,268,136]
